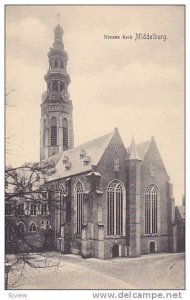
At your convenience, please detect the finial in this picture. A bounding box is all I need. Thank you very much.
[54,24,64,38]
[128,138,141,160]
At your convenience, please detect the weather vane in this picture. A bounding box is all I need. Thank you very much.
[56,13,61,22]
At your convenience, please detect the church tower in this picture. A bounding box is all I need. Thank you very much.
[40,24,74,161]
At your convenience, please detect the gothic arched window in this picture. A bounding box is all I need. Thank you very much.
[18,223,24,233]
[75,181,84,235]
[63,118,68,150]
[51,117,57,146]
[145,185,159,234]
[29,223,37,232]
[107,180,126,236]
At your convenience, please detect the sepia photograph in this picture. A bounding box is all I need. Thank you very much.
[5,4,185,292]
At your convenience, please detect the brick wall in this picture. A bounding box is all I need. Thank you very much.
[140,138,171,254]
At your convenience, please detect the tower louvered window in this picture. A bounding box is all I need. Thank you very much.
[145,185,158,234]
[60,81,65,91]
[63,118,68,150]
[76,181,84,235]
[107,180,125,236]
[51,117,57,146]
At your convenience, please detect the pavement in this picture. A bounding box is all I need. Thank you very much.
[8,252,185,290]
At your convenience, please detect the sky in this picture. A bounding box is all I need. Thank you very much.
[5,5,184,205]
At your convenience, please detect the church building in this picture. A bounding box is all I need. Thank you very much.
[6,24,177,259]
[38,24,177,259]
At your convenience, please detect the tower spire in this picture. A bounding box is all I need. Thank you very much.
[40,25,74,161]
[53,24,64,49]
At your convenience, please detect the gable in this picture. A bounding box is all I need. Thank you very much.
[97,129,127,174]
[141,138,168,178]
[136,140,151,160]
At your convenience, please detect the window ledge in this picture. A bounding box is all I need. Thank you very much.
[144,233,159,237]
[105,235,126,239]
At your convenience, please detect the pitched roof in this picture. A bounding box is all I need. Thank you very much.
[126,139,151,161]
[48,131,114,181]
[136,140,151,160]
[128,139,141,160]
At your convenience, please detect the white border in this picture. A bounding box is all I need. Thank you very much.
[1,1,189,299]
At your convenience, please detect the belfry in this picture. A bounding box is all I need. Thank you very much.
[40,24,74,160]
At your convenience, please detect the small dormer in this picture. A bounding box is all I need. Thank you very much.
[80,149,86,159]
[62,155,69,164]
[83,155,91,166]
[65,161,72,171]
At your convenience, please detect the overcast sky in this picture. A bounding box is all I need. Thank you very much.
[6,5,184,204]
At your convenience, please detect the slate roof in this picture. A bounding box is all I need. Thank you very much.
[44,130,154,182]
[48,131,114,181]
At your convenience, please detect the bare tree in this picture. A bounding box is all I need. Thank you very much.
[5,160,65,289]
[5,88,71,289]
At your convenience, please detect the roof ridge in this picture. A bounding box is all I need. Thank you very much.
[74,131,114,150]
[136,139,151,147]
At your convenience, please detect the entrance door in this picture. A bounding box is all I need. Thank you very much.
[112,244,119,258]
[150,241,156,253]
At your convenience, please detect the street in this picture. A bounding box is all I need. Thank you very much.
[8,252,185,290]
